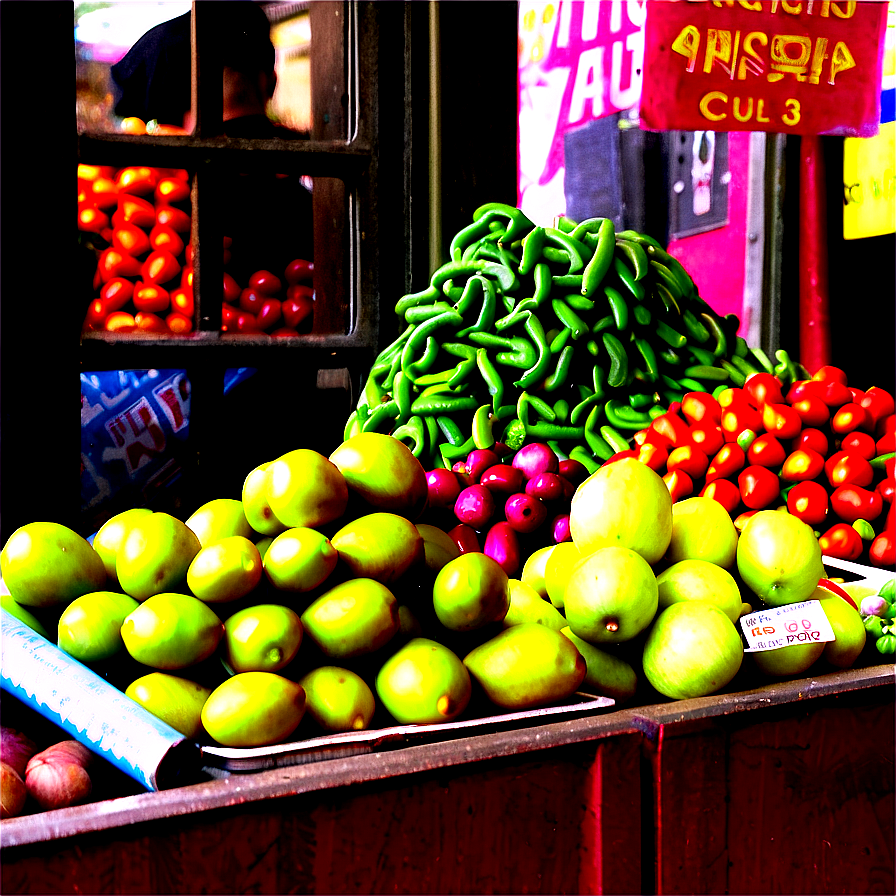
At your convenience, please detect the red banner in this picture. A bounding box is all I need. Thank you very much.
[640,0,888,136]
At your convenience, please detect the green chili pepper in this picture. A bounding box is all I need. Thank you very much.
[413,368,455,387]
[600,424,631,454]
[363,399,399,433]
[553,399,570,423]
[634,337,660,382]
[654,320,688,349]
[617,229,664,251]
[676,377,705,392]
[519,226,547,276]
[649,260,685,301]
[393,370,414,423]
[654,283,681,317]
[632,304,652,327]
[436,415,465,446]
[553,273,584,290]
[471,202,535,245]
[441,434,477,463]
[392,415,427,457]
[527,420,585,441]
[681,309,711,344]
[450,215,499,262]
[395,285,440,316]
[871,452,896,470]
[659,348,682,366]
[585,338,600,357]
[604,285,629,330]
[544,227,589,274]
[730,354,760,377]
[411,393,479,416]
[570,216,608,241]
[517,390,556,425]
[472,404,496,449]
[629,392,655,410]
[503,418,527,451]
[605,399,653,430]
[687,345,716,366]
[543,345,575,393]
[564,293,597,312]
[550,327,573,354]
[431,259,516,295]
[719,359,747,387]
[475,347,505,412]
[569,445,602,473]
[613,255,646,301]
[403,301,455,325]
[554,215,579,234]
[581,217,616,297]
[773,348,799,384]
[749,345,775,375]
[344,410,362,441]
[456,277,497,338]
[683,365,730,383]
[876,633,896,656]
[700,312,728,359]
[585,404,609,457]
[593,314,615,335]
[497,336,539,370]
[602,331,630,388]
[614,238,649,281]
[552,298,589,340]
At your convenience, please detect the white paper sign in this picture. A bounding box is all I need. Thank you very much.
[739,600,836,653]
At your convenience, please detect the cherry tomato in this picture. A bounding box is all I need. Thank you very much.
[113,194,156,229]
[839,431,876,461]
[149,224,185,256]
[859,387,895,428]
[170,286,194,317]
[761,403,802,440]
[666,445,709,480]
[83,298,108,330]
[830,484,883,525]
[790,394,830,427]
[780,447,825,482]
[100,277,134,312]
[282,294,314,329]
[239,288,265,315]
[448,523,480,555]
[133,282,170,314]
[878,431,896,456]
[705,443,746,483]
[733,510,759,531]
[651,411,695,449]
[700,477,741,514]
[747,433,786,468]
[221,303,240,330]
[165,312,193,334]
[663,468,694,503]
[233,312,262,334]
[155,205,192,233]
[831,403,871,435]
[878,477,896,506]
[818,522,864,560]
[223,273,241,304]
[635,441,668,474]
[738,465,781,510]
[824,450,874,488]
[141,250,181,285]
[680,391,722,425]
[786,480,829,526]
[154,176,191,206]
[104,311,136,331]
[793,428,829,458]
[812,365,849,386]
[743,373,784,409]
[869,531,895,567]
[688,423,725,457]
[284,258,314,285]
[270,327,301,338]
[256,299,282,331]
[115,166,159,196]
[814,378,853,408]
[181,265,194,289]
[249,270,283,297]
[77,206,109,234]
[720,404,763,443]
[97,247,143,282]
[112,223,152,257]
[134,311,168,332]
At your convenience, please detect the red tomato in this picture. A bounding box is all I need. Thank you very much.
[134,311,168,332]
[663,468,694,503]
[155,205,191,233]
[793,428,829,458]
[818,523,864,560]
[154,176,191,205]
[249,270,283,297]
[761,403,802,440]
[239,288,265,315]
[790,394,830,427]
[738,465,781,510]
[166,312,193,334]
[830,403,871,435]
[149,224,185,256]
[635,441,668,474]
[878,431,896,455]
[77,206,109,234]
[83,298,108,329]
[859,387,896,428]
[113,194,156,229]
[282,294,314,329]
[270,327,301,338]
[705,443,746,483]
[733,510,758,531]
[221,303,239,330]
[256,299,282,331]
[651,411,695,449]
[811,365,849,386]
[830,484,883,525]
[680,392,722,425]
[743,372,784,409]
[116,166,159,196]
[89,175,119,209]
[878,477,896,505]
[223,273,241,304]
[141,250,181,285]
[112,223,151,257]
[666,445,709,480]
[869,531,895,567]
[780,447,825,482]
[284,258,314,285]
[814,378,853,408]
[700,477,741,514]
[233,312,262,333]
[786,480,829,526]
[100,277,134,312]
[747,433,786,468]
[133,282,170,314]
[824,450,874,488]
[720,403,763,443]
[181,265,193,289]
[104,311,136,331]
[170,286,194,317]
[97,247,143,282]
[688,422,725,457]
[839,431,876,461]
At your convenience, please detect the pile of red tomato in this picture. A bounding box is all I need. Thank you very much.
[607,366,895,569]
[77,164,314,336]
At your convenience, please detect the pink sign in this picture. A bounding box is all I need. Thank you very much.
[518,1,647,221]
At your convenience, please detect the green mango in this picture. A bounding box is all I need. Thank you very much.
[185,498,253,548]
[432,552,510,632]
[57,590,140,663]
[116,512,202,601]
[242,463,288,537]
[463,623,586,710]
[559,627,638,703]
[330,512,425,586]
[92,508,153,581]
[125,672,212,739]
[265,448,349,530]
[263,527,339,593]
[300,578,399,659]
[1,593,52,639]
[121,592,224,670]
[376,637,471,724]
[223,603,303,673]
[299,665,376,732]
[201,671,306,747]
[502,579,567,630]
[1,521,107,608]
[187,535,263,603]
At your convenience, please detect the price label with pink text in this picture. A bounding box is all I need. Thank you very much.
[740,600,835,653]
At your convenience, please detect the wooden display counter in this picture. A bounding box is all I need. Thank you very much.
[2,664,892,895]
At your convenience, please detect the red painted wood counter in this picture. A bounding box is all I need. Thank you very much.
[1,664,893,895]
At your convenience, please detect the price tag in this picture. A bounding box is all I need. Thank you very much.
[740,600,835,653]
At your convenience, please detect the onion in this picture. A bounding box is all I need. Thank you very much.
[0,726,37,777]
[24,741,92,810]
[0,761,27,818]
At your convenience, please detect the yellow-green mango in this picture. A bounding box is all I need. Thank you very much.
[125,672,212,739]
[121,592,224,669]
[265,448,349,530]
[223,603,303,673]
[1,593,51,639]
[519,544,555,600]
[92,508,153,581]
[57,590,140,662]
[432,552,509,632]
[656,559,743,623]
[116,512,201,601]
[501,578,567,631]
[330,513,425,586]
[185,498,253,548]
[187,535,263,603]
[560,627,638,703]
[299,665,376,732]
[416,523,460,573]
[300,578,399,659]
[1,522,107,608]
[241,463,287,537]
[376,638,471,724]
[463,623,586,710]
[263,527,339,593]
[201,671,305,747]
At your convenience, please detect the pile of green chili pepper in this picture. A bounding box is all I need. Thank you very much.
[345,202,784,472]
[860,577,896,656]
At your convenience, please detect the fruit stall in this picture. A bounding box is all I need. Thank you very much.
[1,2,895,894]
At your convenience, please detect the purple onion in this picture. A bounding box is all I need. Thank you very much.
[558,458,589,487]
[484,521,521,577]
[525,471,566,503]
[861,594,889,617]
[465,448,501,483]
[551,513,572,544]
[504,492,548,534]
[511,442,559,480]
[425,468,462,510]
[448,523,481,555]
[479,463,525,494]
[454,484,496,529]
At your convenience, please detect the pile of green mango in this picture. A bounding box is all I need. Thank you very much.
[0,432,612,750]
